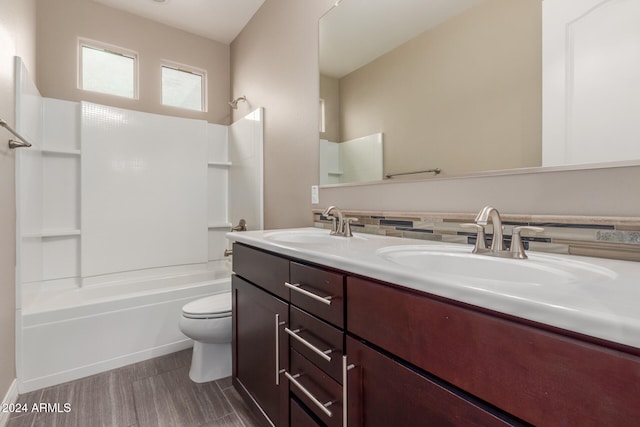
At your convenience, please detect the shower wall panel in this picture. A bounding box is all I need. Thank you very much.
[15,58,44,287]
[81,103,208,278]
[229,108,264,231]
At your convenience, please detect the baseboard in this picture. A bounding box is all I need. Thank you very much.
[0,379,18,427]
[18,340,192,394]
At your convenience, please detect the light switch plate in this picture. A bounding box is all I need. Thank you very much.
[311,185,319,204]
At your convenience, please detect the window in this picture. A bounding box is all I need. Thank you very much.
[319,99,326,133]
[161,64,206,112]
[79,40,137,98]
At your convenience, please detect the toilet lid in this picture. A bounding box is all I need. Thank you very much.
[182,292,232,319]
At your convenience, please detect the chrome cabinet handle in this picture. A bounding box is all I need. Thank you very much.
[275,314,280,385]
[285,372,333,418]
[285,327,332,362]
[285,282,332,306]
[342,355,356,427]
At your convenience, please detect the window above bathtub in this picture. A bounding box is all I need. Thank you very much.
[78,39,138,99]
[161,62,207,112]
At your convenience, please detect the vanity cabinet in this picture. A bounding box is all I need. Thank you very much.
[232,242,640,427]
[232,244,290,427]
[232,243,347,427]
[347,276,640,426]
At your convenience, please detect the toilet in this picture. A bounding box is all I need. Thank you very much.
[179,291,232,383]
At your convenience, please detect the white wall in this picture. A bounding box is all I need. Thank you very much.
[0,0,37,416]
[543,0,640,167]
[81,103,209,278]
[320,134,383,184]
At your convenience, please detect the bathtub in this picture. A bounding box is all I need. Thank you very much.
[18,262,231,393]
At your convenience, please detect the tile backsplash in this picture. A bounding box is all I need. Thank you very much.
[312,209,640,262]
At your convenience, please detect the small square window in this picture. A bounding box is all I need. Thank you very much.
[162,65,205,112]
[80,41,137,99]
[319,98,326,133]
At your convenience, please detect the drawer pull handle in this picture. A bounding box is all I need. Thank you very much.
[285,372,333,418]
[275,314,280,385]
[342,355,356,427]
[285,327,333,362]
[285,282,333,306]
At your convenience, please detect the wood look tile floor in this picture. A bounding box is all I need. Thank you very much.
[7,349,260,427]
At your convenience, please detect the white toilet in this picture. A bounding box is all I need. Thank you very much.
[179,291,232,383]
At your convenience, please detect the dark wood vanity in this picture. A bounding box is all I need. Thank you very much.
[231,242,640,427]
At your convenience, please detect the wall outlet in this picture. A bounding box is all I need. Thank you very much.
[311,185,319,204]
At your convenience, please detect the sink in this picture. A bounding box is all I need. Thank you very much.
[376,245,617,286]
[264,228,369,244]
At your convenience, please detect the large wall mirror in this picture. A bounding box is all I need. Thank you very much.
[318,0,640,185]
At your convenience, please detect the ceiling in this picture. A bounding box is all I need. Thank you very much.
[92,0,265,45]
[320,0,484,78]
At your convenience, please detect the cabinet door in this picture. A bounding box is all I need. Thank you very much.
[233,275,289,426]
[346,336,518,427]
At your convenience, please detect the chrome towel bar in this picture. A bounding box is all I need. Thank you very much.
[0,118,32,149]
[385,168,441,178]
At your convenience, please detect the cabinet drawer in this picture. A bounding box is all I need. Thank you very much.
[289,262,344,327]
[232,243,289,300]
[290,398,322,427]
[347,277,640,426]
[289,306,344,384]
[288,349,343,427]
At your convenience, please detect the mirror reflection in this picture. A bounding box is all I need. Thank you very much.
[319,0,640,185]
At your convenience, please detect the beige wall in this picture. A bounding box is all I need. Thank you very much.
[234,0,640,222]
[339,0,541,176]
[231,0,335,229]
[36,0,231,124]
[0,0,36,402]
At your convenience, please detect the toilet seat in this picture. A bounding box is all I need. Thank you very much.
[182,292,231,319]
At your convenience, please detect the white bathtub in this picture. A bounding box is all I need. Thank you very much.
[18,262,231,393]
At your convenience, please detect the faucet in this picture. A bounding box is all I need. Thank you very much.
[224,219,248,257]
[322,206,358,237]
[465,206,543,259]
[323,206,343,235]
[231,219,247,232]
[475,206,505,252]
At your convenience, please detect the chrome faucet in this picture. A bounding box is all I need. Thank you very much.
[322,206,358,237]
[231,219,247,232]
[475,206,505,252]
[464,206,543,259]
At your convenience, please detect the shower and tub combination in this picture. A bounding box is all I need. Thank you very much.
[13,57,263,392]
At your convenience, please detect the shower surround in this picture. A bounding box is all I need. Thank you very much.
[14,58,263,392]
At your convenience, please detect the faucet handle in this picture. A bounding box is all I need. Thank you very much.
[461,223,487,253]
[510,226,544,259]
[343,217,359,237]
[324,215,338,234]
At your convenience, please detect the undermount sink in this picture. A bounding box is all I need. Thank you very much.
[376,245,617,286]
[264,228,369,244]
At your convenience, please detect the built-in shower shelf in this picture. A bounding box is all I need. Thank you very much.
[42,148,81,156]
[23,229,81,238]
[208,161,232,167]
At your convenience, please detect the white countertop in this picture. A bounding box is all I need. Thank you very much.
[227,227,640,350]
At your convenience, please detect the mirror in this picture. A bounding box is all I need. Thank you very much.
[319,0,640,185]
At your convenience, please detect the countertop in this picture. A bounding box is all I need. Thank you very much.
[227,227,640,350]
